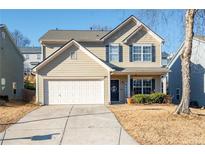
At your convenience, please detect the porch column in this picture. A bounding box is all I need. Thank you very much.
[127,74,131,97]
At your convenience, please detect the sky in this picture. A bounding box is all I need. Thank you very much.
[0,9,186,54]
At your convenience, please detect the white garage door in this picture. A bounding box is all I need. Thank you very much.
[44,80,104,105]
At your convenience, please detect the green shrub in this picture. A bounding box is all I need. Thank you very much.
[24,82,36,90]
[132,94,150,104]
[149,93,166,104]
[132,93,167,104]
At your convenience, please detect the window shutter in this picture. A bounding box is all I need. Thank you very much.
[152,45,156,62]
[130,78,133,96]
[119,45,123,62]
[129,45,133,62]
[105,45,109,62]
[152,79,155,93]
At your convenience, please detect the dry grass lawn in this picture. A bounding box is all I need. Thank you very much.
[109,104,205,145]
[0,102,40,132]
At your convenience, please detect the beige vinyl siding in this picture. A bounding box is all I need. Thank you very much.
[44,44,62,58]
[42,19,162,68]
[81,42,106,60]
[37,44,109,104]
[106,28,161,68]
[0,28,24,100]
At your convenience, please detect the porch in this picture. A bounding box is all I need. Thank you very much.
[109,67,168,103]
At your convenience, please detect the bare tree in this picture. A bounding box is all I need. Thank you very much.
[175,10,197,114]
[131,10,204,114]
[11,30,30,47]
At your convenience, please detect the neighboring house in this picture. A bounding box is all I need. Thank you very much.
[161,52,171,66]
[20,47,42,74]
[167,36,205,107]
[33,15,168,105]
[0,24,24,100]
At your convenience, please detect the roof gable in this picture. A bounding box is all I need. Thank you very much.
[0,25,24,61]
[167,36,205,69]
[33,39,113,72]
[100,15,164,43]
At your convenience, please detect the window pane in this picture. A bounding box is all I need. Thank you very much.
[143,88,152,94]
[143,79,152,94]
[133,46,141,54]
[143,80,152,87]
[109,44,119,62]
[132,46,141,61]
[133,80,142,94]
[143,46,152,61]
[134,88,142,94]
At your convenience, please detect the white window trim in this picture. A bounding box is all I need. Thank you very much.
[109,43,120,62]
[133,78,152,94]
[132,43,152,62]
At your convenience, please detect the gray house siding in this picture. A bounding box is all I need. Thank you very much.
[168,38,205,106]
[0,26,24,100]
[168,56,182,103]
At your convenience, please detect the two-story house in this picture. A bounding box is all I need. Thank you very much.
[20,47,42,74]
[0,24,24,100]
[33,15,168,105]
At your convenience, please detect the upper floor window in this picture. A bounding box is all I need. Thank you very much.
[132,44,152,62]
[37,54,41,60]
[109,44,119,62]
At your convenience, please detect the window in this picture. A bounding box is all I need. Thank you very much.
[37,54,41,60]
[132,46,141,61]
[143,46,152,61]
[133,79,142,94]
[143,79,152,94]
[176,88,180,100]
[109,44,119,62]
[69,50,77,59]
[133,79,152,94]
[12,82,17,94]
[132,44,152,62]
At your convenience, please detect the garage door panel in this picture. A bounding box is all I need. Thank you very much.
[44,80,104,104]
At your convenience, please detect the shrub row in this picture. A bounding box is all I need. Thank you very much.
[132,93,170,104]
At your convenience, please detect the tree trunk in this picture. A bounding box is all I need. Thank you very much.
[175,9,196,114]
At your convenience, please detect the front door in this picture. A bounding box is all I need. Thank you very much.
[111,80,119,102]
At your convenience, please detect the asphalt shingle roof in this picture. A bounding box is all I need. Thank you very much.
[40,30,109,42]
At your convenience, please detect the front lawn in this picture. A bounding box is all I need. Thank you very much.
[0,102,40,132]
[109,104,205,144]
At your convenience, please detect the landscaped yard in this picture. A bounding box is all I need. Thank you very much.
[109,104,205,144]
[0,102,40,132]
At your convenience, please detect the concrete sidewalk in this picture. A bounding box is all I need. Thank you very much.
[0,105,137,145]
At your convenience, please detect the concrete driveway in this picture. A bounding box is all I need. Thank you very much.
[0,105,137,145]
